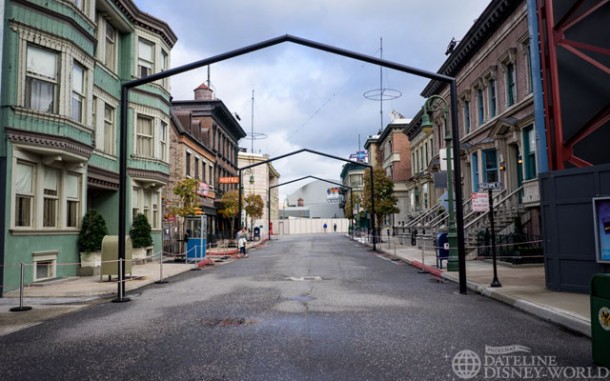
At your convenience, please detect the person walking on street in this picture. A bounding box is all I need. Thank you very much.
[237,228,248,258]
[323,223,328,233]
[333,223,337,232]
[239,234,248,258]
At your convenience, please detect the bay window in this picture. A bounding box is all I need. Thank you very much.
[26,45,58,113]
[13,154,85,230]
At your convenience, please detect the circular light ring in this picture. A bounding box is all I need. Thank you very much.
[244,132,268,140]
[363,88,402,101]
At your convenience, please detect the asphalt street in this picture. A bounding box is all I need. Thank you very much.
[0,234,598,381]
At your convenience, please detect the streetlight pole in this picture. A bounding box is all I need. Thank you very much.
[422,95,458,272]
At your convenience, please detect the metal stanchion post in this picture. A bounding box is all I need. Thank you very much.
[387,229,391,249]
[113,258,130,303]
[418,234,428,274]
[10,262,32,312]
[155,251,168,284]
[489,187,502,288]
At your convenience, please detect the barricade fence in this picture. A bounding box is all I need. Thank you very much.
[0,246,230,306]
[349,229,544,267]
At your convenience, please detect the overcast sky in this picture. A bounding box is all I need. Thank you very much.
[134,0,490,196]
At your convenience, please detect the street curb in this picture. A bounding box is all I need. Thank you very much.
[360,238,592,338]
[440,272,592,338]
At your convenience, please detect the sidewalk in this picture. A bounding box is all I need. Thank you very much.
[363,236,591,338]
[0,240,262,337]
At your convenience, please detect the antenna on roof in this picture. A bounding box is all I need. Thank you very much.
[243,89,267,153]
[363,37,402,132]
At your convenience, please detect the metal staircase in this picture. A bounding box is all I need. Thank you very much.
[407,186,524,257]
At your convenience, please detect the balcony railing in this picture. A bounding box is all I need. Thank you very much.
[522,178,540,207]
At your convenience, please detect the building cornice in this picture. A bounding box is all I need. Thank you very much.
[6,128,93,160]
[128,168,170,184]
[88,165,119,190]
[422,0,521,97]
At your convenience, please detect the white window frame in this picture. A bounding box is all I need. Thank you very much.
[65,172,82,228]
[25,44,58,114]
[136,115,154,157]
[104,21,117,71]
[32,251,58,282]
[159,120,168,161]
[104,103,116,155]
[160,49,169,88]
[14,161,35,228]
[71,61,86,123]
[92,91,118,156]
[152,195,159,230]
[132,186,141,221]
[43,167,61,228]
[138,38,154,78]
[131,185,161,229]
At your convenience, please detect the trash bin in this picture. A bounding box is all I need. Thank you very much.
[591,273,610,367]
[435,232,449,269]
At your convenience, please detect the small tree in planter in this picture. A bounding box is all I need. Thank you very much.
[130,213,153,262]
[78,209,109,274]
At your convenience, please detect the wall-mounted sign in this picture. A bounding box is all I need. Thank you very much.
[472,192,489,212]
[219,177,239,184]
[479,182,502,191]
[593,197,610,263]
[326,187,342,203]
[197,182,210,197]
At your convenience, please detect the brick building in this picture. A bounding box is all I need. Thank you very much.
[365,113,412,231]
[405,0,540,249]
[168,84,246,241]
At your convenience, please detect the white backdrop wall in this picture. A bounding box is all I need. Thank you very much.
[270,218,349,235]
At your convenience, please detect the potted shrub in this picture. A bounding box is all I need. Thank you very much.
[130,213,153,263]
[78,209,108,276]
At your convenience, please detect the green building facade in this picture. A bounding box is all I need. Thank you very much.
[0,0,177,295]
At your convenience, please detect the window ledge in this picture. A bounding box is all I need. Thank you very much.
[10,229,79,236]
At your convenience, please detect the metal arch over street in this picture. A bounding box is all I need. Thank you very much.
[267,174,354,241]
[236,148,373,249]
[118,34,468,301]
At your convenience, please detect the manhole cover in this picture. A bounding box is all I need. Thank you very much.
[285,276,323,281]
[287,295,316,302]
[201,318,248,327]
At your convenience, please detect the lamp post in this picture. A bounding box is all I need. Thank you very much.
[421,95,458,272]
